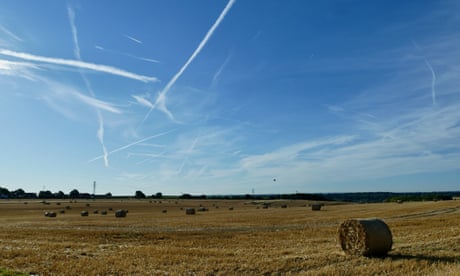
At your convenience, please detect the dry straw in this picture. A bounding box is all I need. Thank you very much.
[338,218,392,256]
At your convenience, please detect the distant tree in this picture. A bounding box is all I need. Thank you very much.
[105,192,112,198]
[155,192,163,199]
[179,193,192,199]
[0,187,10,197]
[69,189,80,199]
[38,190,53,199]
[135,190,146,199]
[54,191,65,199]
[12,188,25,198]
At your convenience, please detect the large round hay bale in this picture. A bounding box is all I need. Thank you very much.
[338,218,392,257]
[185,208,195,215]
[115,209,127,217]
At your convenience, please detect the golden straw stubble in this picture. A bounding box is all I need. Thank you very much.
[338,218,392,256]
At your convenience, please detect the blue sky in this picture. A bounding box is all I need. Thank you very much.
[1,0,459,195]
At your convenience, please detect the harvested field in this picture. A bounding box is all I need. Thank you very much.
[0,199,459,275]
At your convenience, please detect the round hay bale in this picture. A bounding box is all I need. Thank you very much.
[101,210,108,215]
[185,208,195,215]
[81,211,89,217]
[162,209,167,213]
[115,209,127,217]
[311,203,322,211]
[59,209,65,214]
[93,210,99,214]
[49,212,57,217]
[281,204,287,208]
[338,218,392,257]
[44,211,56,217]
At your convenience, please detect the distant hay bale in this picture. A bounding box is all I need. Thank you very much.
[185,208,196,215]
[162,209,167,213]
[198,207,208,212]
[101,210,108,215]
[281,204,287,208]
[338,218,393,257]
[311,203,323,211]
[115,209,127,217]
[81,211,89,217]
[65,205,71,210]
[93,210,99,214]
[44,211,56,217]
[59,209,65,214]
[228,207,234,211]
[86,203,90,207]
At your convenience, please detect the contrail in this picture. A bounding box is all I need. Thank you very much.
[142,0,236,123]
[424,58,436,105]
[68,6,109,166]
[67,7,81,59]
[0,49,158,83]
[177,136,199,174]
[95,45,160,63]
[124,34,142,44]
[71,90,121,113]
[132,94,154,108]
[211,52,232,87]
[88,130,175,163]
[0,25,23,42]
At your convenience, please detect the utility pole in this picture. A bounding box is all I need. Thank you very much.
[93,181,96,196]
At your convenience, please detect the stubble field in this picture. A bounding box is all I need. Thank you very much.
[0,198,459,275]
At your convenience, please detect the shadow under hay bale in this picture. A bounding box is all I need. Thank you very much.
[338,218,392,257]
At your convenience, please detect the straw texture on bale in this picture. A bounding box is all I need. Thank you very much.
[338,218,392,256]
